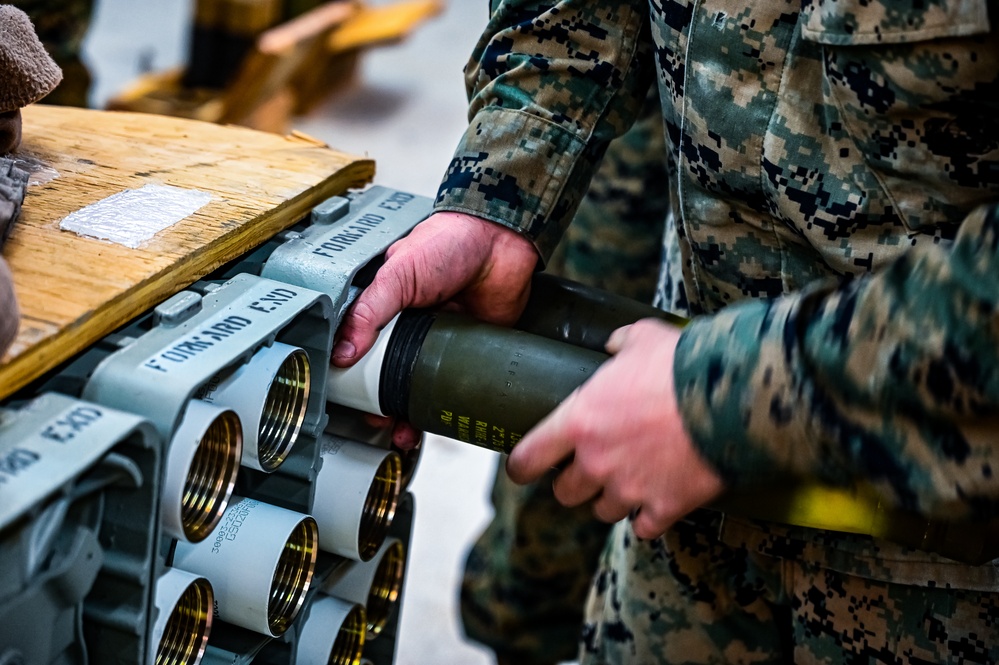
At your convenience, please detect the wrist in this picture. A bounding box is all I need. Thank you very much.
[433,209,540,276]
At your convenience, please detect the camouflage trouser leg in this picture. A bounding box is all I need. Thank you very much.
[461,465,614,665]
[460,90,669,665]
[581,512,789,665]
[13,0,96,107]
[582,513,999,664]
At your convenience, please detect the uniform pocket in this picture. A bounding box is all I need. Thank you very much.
[801,0,990,45]
[800,0,999,236]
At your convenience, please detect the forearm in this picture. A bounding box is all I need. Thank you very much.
[676,202,999,520]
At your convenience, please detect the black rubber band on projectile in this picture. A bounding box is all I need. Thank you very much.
[379,309,436,418]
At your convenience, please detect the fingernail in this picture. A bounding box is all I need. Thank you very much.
[333,339,355,361]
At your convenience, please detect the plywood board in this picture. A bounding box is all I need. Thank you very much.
[0,104,374,400]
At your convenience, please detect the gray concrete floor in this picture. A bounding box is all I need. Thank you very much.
[84,2,503,663]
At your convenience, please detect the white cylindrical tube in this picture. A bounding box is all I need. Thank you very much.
[326,314,399,415]
[312,436,401,561]
[296,596,366,665]
[151,567,213,665]
[197,342,311,472]
[172,497,318,637]
[326,405,424,490]
[323,538,405,639]
[396,430,424,490]
[162,400,242,543]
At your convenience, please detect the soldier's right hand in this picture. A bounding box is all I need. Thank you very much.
[331,210,539,368]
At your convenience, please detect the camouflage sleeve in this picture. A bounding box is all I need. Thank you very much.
[675,202,999,520]
[433,0,655,261]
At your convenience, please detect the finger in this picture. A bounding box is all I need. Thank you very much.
[391,419,422,451]
[506,401,579,484]
[631,505,673,541]
[362,413,394,429]
[332,269,409,366]
[438,301,466,314]
[590,492,632,524]
[604,323,634,354]
[550,459,601,507]
[382,234,407,261]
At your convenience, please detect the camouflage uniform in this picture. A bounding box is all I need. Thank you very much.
[545,89,667,304]
[436,0,999,662]
[460,90,668,665]
[13,0,95,107]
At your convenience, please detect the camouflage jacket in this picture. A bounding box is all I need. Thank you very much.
[434,0,999,584]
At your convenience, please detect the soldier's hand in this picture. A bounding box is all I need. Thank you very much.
[332,211,539,367]
[506,319,725,540]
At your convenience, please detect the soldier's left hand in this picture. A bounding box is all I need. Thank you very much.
[506,318,725,539]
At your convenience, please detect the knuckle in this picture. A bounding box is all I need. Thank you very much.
[563,411,595,443]
[575,452,607,483]
[615,483,642,507]
[593,501,622,524]
[348,298,379,329]
[633,317,670,339]
[551,474,570,504]
[632,513,667,541]
[386,262,416,304]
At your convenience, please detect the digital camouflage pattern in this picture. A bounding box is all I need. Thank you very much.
[437,0,999,662]
[545,89,667,305]
[12,0,94,107]
[461,468,614,665]
[460,91,668,665]
[585,511,999,664]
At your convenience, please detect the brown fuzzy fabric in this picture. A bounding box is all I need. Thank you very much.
[0,6,62,113]
[0,256,17,357]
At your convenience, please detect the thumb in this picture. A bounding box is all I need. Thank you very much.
[605,323,634,355]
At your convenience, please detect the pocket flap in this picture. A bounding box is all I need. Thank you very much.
[800,0,991,45]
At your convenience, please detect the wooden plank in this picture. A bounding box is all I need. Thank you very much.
[220,0,360,127]
[326,0,443,53]
[0,104,374,400]
[105,68,225,123]
[257,0,359,54]
[105,1,443,133]
[294,0,445,115]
